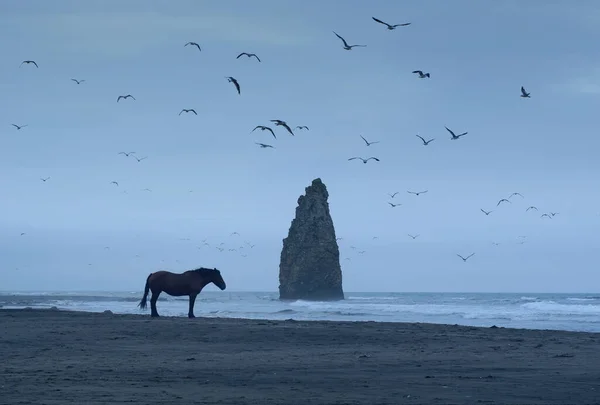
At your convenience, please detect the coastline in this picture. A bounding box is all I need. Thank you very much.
[3,308,600,404]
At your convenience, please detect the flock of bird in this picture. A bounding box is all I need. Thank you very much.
[7,11,564,277]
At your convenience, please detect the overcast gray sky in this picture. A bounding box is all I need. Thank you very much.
[1,0,599,293]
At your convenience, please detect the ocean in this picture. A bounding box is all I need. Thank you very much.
[1,291,599,333]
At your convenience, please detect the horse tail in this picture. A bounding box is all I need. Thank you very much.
[138,273,153,310]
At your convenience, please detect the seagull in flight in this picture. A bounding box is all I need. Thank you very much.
[256,142,274,149]
[270,120,294,136]
[509,192,524,199]
[388,202,401,207]
[333,31,366,50]
[457,253,475,262]
[371,17,411,30]
[520,86,531,98]
[40,177,50,182]
[360,135,379,146]
[184,42,201,51]
[445,126,467,140]
[407,190,428,196]
[408,234,419,239]
[497,199,511,206]
[416,134,435,145]
[134,156,147,162]
[20,60,38,68]
[118,151,135,157]
[412,70,430,78]
[110,181,119,186]
[252,125,276,139]
[388,192,399,198]
[71,79,85,84]
[236,52,261,62]
[480,209,493,216]
[295,126,309,131]
[179,109,197,115]
[550,212,559,217]
[526,206,538,211]
[541,213,552,219]
[225,76,241,94]
[349,157,380,164]
[11,124,27,130]
[117,95,135,102]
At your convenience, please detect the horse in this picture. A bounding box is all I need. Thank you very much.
[138,267,226,318]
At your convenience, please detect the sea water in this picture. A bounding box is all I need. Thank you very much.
[1,291,599,333]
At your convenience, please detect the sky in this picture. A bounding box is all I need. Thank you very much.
[1,0,599,293]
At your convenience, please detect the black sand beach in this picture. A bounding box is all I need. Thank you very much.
[2,309,600,405]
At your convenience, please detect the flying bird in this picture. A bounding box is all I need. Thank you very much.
[412,70,430,78]
[256,142,274,149]
[408,234,420,239]
[226,76,241,94]
[142,188,152,192]
[252,125,276,139]
[445,126,467,140]
[20,232,26,236]
[348,157,380,164]
[550,212,559,217]
[388,202,401,207]
[134,156,147,162]
[497,199,511,206]
[117,95,136,102]
[295,126,309,131]
[457,253,475,262]
[416,134,435,145]
[388,192,399,198]
[236,52,261,62]
[407,190,428,196]
[520,86,531,98]
[360,135,379,146]
[270,120,294,136]
[509,192,524,199]
[40,177,50,182]
[526,206,538,211]
[20,60,38,68]
[11,124,27,130]
[480,209,493,216]
[118,151,135,157]
[110,181,119,186]
[71,79,85,84]
[184,42,201,51]
[541,213,552,219]
[179,109,197,116]
[231,232,240,236]
[371,17,411,30]
[333,31,366,50]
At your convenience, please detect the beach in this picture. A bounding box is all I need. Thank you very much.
[2,309,599,405]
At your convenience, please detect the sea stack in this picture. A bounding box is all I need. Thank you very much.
[279,178,344,301]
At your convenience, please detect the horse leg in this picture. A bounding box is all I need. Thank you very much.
[188,293,198,318]
[150,290,161,317]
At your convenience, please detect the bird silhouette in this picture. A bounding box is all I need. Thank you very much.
[295,126,309,131]
[110,181,119,186]
[134,156,147,162]
[20,60,38,68]
[457,253,475,262]
[118,152,135,157]
[270,120,294,136]
[408,234,420,239]
[445,126,467,140]
[71,79,85,84]
[179,109,197,115]
[388,202,401,207]
[541,213,552,219]
[226,77,241,94]
[184,42,201,51]
[520,86,531,98]
[360,135,379,146]
[412,70,430,78]
[509,192,524,199]
[333,31,366,50]
[349,157,380,164]
[407,190,428,196]
[117,95,135,102]
[252,126,276,139]
[237,52,261,62]
[526,206,538,211]
[416,134,435,145]
[256,142,274,149]
[40,177,50,182]
[372,17,411,30]
[11,124,27,130]
[480,209,493,216]
[497,199,511,206]
[388,192,399,198]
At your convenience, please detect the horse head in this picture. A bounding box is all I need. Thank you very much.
[207,268,226,290]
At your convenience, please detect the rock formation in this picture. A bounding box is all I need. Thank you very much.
[279,178,344,301]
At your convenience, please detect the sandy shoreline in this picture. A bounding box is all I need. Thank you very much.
[2,309,599,405]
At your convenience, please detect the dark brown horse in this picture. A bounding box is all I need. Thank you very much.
[138,267,226,318]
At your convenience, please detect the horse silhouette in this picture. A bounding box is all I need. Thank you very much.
[138,267,226,318]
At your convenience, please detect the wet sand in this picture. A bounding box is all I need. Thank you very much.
[1,308,599,405]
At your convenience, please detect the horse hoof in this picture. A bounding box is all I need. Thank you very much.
[188,315,196,319]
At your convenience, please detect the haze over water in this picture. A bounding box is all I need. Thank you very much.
[1,1,600,293]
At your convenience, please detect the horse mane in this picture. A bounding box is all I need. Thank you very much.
[189,267,216,273]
